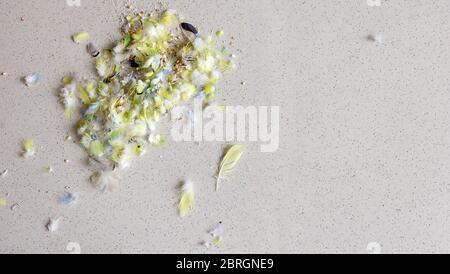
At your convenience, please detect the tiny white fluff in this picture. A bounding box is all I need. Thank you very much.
[24,73,41,86]
[47,217,61,233]
[1,169,7,178]
[90,170,120,192]
[210,221,224,237]
[367,33,384,44]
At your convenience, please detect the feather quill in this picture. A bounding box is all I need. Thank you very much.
[179,181,194,217]
[216,145,245,191]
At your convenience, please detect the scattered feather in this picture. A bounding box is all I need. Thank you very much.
[216,145,246,191]
[58,192,77,206]
[179,181,194,217]
[1,169,8,178]
[90,170,119,192]
[213,236,223,247]
[44,166,54,174]
[22,140,36,158]
[24,73,41,86]
[47,218,61,233]
[10,203,19,211]
[72,32,90,43]
[57,10,235,182]
[210,221,224,237]
[367,33,384,44]
[216,30,225,37]
[202,241,211,249]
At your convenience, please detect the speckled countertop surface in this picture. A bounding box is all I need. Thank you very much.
[1,0,450,254]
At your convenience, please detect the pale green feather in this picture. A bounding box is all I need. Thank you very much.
[216,144,245,191]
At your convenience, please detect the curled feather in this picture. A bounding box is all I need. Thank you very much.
[216,145,245,191]
[179,181,194,217]
[22,140,36,158]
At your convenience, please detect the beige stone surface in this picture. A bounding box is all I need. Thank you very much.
[1,0,450,254]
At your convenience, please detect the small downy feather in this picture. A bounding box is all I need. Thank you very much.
[210,221,224,237]
[90,170,119,192]
[179,181,194,217]
[22,140,36,158]
[1,169,8,178]
[216,145,246,191]
[24,73,41,86]
[72,32,90,43]
[58,192,77,206]
[213,236,223,247]
[47,217,61,233]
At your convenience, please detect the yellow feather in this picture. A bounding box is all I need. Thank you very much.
[216,144,245,191]
[179,181,194,217]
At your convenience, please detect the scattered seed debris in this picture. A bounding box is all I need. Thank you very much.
[47,217,61,233]
[10,203,19,211]
[20,16,25,21]
[58,10,234,188]
[24,73,41,86]
[72,32,90,43]
[87,43,100,57]
[180,22,199,35]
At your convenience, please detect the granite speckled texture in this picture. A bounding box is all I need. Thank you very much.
[1,0,450,254]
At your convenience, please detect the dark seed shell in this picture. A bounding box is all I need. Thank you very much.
[180,22,198,35]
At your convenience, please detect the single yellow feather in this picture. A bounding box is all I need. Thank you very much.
[22,139,36,158]
[216,144,245,192]
[179,181,194,217]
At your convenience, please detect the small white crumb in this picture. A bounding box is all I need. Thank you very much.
[367,33,384,44]
[210,221,224,237]
[1,169,8,178]
[44,166,54,174]
[201,241,211,249]
[47,218,61,233]
[1,72,7,76]
[10,203,19,211]
[241,81,246,86]
[64,159,70,163]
